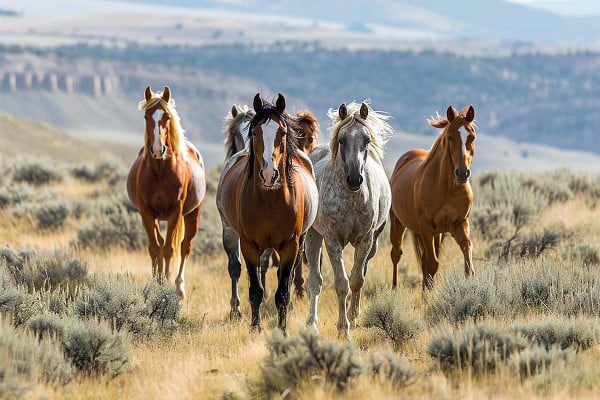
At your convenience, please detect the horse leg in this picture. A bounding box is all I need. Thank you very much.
[418,231,439,290]
[324,236,350,339]
[451,220,475,277]
[389,211,406,289]
[259,248,274,301]
[240,238,264,331]
[348,234,374,328]
[305,228,323,330]
[222,223,242,320]
[175,204,202,299]
[274,237,301,336]
[293,244,305,299]
[141,213,161,282]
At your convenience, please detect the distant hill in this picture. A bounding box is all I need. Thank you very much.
[0,110,135,163]
[116,0,600,43]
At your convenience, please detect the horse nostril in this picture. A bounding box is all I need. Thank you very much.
[454,169,460,179]
[272,169,280,183]
[357,175,363,185]
[465,169,471,179]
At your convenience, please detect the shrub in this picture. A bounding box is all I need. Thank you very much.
[516,223,571,258]
[427,323,528,375]
[0,184,33,209]
[362,288,423,348]
[570,244,600,266]
[34,201,70,230]
[70,159,125,183]
[509,346,574,379]
[366,349,417,388]
[62,319,129,377]
[512,316,600,351]
[0,286,44,327]
[12,161,62,185]
[76,276,180,338]
[0,319,73,395]
[77,204,145,250]
[250,329,362,397]
[27,313,66,341]
[427,268,508,324]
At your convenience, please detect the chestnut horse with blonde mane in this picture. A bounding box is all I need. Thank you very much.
[217,93,318,334]
[127,86,206,298]
[221,104,320,298]
[389,105,476,290]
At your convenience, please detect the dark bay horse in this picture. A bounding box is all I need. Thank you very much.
[221,103,320,299]
[127,86,206,298]
[305,101,392,338]
[389,105,476,290]
[217,93,318,334]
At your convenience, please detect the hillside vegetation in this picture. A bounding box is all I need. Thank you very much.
[2,150,600,399]
[2,44,600,155]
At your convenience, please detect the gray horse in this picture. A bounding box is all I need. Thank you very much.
[305,101,393,338]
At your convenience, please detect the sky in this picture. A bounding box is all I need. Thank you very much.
[507,0,600,15]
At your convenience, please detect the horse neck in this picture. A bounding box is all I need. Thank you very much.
[422,137,455,192]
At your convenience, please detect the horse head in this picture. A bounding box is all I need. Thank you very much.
[429,105,476,183]
[142,86,175,160]
[332,102,373,192]
[224,104,255,158]
[296,110,320,154]
[249,93,296,190]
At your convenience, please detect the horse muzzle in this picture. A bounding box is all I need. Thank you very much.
[454,168,471,183]
[260,167,281,189]
[151,144,168,160]
[346,174,363,192]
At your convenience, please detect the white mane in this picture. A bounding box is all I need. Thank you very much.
[327,101,393,161]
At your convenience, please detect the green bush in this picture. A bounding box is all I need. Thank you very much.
[70,159,125,183]
[509,346,574,379]
[0,319,73,396]
[0,286,44,327]
[366,349,417,388]
[250,329,362,397]
[0,184,33,209]
[12,161,62,185]
[76,276,180,339]
[427,323,528,375]
[62,319,129,377]
[27,313,66,341]
[512,316,600,351]
[77,204,145,250]
[34,201,70,230]
[362,288,423,348]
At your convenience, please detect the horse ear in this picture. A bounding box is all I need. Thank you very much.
[162,86,171,102]
[338,103,348,120]
[144,86,152,101]
[360,103,369,119]
[446,105,457,122]
[465,105,475,122]
[231,105,238,118]
[275,93,286,114]
[253,93,262,112]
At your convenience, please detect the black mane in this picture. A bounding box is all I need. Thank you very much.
[247,104,301,186]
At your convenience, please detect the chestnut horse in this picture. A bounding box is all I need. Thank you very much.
[390,105,476,290]
[221,104,320,298]
[217,93,318,334]
[127,86,206,298]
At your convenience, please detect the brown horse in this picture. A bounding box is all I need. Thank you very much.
[221,105,320,298]
[389,105,476,290]
[127,86,206,298]
[217,93,318,334]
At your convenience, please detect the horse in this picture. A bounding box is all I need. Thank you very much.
[127,86,206,299]
[217,93,318,334]
[389,105,476,291]
[305,101,392,338]
[221,104,320,299]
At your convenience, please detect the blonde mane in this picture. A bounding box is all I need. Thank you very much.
[138,90,187,158]
[423,106,477,166]
[327,101,392,162]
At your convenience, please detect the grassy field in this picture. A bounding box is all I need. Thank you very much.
[3,153,600,399]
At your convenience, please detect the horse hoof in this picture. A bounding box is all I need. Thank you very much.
[294,288,305,299]
[337,329,351,340]
[250,323,262,333]
[306,320,319,332]
[229,309,242,321]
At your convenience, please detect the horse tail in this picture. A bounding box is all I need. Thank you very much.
[411,232,426,272]
[171,214,184,273]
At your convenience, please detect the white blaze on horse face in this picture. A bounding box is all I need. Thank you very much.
[151,109,165,158]
[458,126,470,158]
[260,120,278,185]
